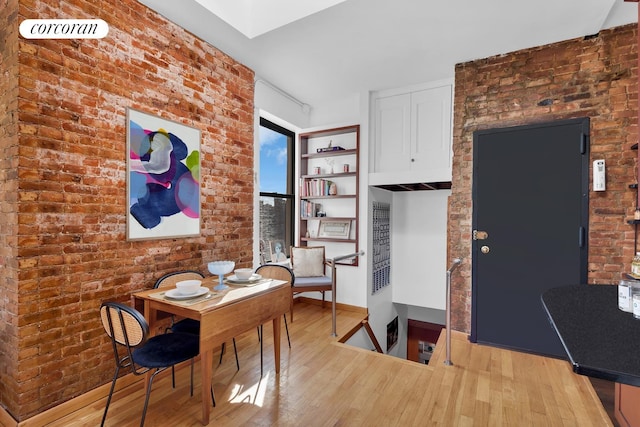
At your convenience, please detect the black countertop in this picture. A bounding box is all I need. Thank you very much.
[541,284,640,386]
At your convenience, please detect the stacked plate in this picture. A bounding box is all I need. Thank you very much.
[226,273,262,284]
[165,280,209,300]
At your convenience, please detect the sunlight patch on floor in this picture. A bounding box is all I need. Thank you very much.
[228,372,271,407]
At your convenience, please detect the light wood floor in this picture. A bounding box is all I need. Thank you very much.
[40,301,612,427]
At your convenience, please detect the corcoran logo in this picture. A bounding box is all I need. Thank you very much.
[19,19,109,39]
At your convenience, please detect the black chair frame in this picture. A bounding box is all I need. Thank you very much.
[255,264,294,375]
[100,301,212,427]
[154,271,240,372]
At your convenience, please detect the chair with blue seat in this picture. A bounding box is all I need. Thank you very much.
[99,301,212,427]
[289,246,334,322]
[154,271,240,371]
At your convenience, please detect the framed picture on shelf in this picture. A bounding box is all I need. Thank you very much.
[317,220,351,239]
[270,240,288,262]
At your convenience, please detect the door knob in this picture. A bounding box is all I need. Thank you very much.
[481,245,490,254]
[473,230,489,240]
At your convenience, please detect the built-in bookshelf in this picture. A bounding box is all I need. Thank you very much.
[298,125,359,266]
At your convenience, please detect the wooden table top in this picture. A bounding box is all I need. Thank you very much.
[133,278,289,315]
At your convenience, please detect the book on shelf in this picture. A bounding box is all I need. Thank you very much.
[300,200,321,218]
[301,178,334,197]
[316,146,345,153]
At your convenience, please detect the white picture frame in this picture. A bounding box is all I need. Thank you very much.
[317,220,351,239]
[270,240,288,262]
[126,108,201,241]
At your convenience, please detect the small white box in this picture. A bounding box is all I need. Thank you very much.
[593,159,605,191]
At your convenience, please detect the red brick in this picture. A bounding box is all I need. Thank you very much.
[451,24,638,333]
[3,0,254,420]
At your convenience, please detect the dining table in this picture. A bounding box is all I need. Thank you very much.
[132,276,290,425]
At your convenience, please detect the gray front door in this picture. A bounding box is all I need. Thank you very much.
[470,118,589,358]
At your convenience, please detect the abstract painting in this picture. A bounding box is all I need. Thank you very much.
[126,108,200,240]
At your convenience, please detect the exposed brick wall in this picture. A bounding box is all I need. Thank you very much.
[450,25,638,332]
[0,0,21,418]
[3,0,255,421]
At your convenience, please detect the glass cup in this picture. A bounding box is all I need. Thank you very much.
[633,292,640,319]
[619,280,634,312]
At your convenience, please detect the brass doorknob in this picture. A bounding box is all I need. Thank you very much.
[481,245,490,254]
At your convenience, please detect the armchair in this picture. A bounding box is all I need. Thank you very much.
[289,246,334,322]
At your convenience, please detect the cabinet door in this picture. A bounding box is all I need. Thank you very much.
[374,93,410,173]
[411,85,452,174]
[616,383,640,427]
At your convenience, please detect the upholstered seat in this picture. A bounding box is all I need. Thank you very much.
[168,317,200,335]
[100,301,209,427]
[130,331,199,369]
[294,275,332,287]
[289,246,334,322]
[154,271,239,371]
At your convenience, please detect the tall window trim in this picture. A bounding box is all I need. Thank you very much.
[259,117,295,261]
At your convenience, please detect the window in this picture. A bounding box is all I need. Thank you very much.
[259,117,295,263]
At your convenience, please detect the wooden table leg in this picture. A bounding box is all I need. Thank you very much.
[200,348,212,425]
[272,316,281,374]
[143,300,157,396]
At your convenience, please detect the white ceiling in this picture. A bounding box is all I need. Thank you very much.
[191,0,349,39]
[139,0,639,109]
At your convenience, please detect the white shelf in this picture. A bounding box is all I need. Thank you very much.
[298,125,360,266]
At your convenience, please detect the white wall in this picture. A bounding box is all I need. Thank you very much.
[253,83,369,310]
[366,187,400,355]
[255,81,450,360]
[292,90,370,309]
[363,187,450,358]
[307,93,361,128]
[254,78,310,129]
[392,190,450,309]
[253,79,307,270]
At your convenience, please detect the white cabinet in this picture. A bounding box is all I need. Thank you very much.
[373,93,411,173]
[370,80,453,186]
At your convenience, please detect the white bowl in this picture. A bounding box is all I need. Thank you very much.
[175,279,201,295]
[208,260,235,276]
[234,268,253,280]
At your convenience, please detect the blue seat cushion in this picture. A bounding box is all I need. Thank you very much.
[170,318,200,335]
[294,276,332,287]
[132,332,199,368]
